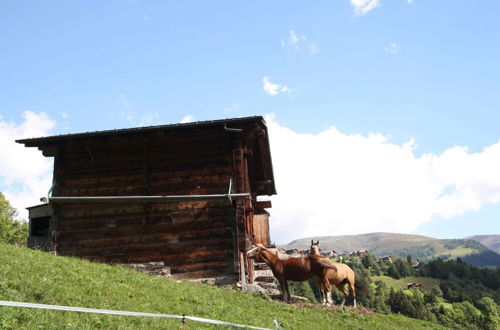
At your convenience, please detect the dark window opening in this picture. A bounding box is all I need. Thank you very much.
[163,215,174,224]
[31,216,50,237]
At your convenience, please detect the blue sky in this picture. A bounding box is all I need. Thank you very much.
[1,1,499,243]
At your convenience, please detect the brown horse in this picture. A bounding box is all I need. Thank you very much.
[310,240,357,307]
[246,244,336,303]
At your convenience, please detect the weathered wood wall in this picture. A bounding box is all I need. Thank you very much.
[18,117,276,280]
[253,214,270,246]
[51,129,240,278]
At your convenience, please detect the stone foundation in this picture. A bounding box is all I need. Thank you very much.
[121,262,171,277]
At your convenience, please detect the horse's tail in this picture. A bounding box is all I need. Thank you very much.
[353,276,368,296]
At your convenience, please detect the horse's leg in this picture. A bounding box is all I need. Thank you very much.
[322,276,332,306]
[350,280,357,308]
[284,280,292,303]
[336,282,349,307]
[326,288,333,306]
[322,285,330,306]
[278,279,288,302]
[313,276,325,305]
[314,276,327,305]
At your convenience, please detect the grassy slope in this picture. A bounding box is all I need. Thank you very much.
[372,276,441,292]
[0,244,444,329]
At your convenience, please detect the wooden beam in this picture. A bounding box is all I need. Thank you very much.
[49,193,250,204]
[255,200,272,209]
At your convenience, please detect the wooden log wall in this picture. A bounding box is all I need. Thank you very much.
[231,140,255,282]
[51,129,239,278]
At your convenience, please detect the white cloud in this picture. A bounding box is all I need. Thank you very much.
[262,76,292,96]
[0,111,56,220]
[61,112,69,119]
[309,42,320,55]
[265,115,500,243]
[350,0,380,16]
[180,115,195,123]
[117,94,160,127]
[281,29,319,55]
[384,42,400,53]
[119,93,131,108]
[281,29,301,52]
[407,0,413,4]
[121,110,134,124]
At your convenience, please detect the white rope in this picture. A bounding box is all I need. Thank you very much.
[0,300,272,330]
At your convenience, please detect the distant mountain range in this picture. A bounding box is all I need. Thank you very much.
[280,232,500,267]
[466,235,500,254]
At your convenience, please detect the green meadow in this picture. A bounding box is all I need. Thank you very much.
[0,243,444,329]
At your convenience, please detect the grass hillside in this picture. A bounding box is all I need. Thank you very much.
[0,243,445,329]
[282,232,500,267]
[372,275,441,292]
[467,235,500,254]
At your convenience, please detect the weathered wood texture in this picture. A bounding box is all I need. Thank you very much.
[253,213,271,246]
[19,118,276,279]
[56,201,236,276]
[57,132,231,197]
[51,131,238,276]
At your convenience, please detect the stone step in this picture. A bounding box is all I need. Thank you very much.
[256,281,277,290]
[254,269,273,277]
[255,263,270,270]
[255,275,275,283]
[255,281,280,296]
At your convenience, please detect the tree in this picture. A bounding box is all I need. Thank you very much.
[361,253,380,274]
[424,289,439,305]
[453,301,482,329]
[0,192,28,245]
[394,257,414,277]
[476,297,500,330]
[386,263,401,279]
[388,288,415,316]
[369,280,390,312]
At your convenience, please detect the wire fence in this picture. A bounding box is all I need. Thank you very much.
[0,300,277,329]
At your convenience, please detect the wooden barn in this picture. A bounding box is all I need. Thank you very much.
[17,116,276,281]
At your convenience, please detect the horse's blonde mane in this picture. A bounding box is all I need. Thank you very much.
[266,248,292,260]
[248,244,291,260]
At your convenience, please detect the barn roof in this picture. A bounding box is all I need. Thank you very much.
[16,116,276,195]
[16,116,266,145]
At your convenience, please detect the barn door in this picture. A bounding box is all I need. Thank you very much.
[252,213,270,246]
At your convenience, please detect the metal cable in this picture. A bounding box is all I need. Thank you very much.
[0,300,272,329]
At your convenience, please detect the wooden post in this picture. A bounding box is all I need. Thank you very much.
[248,257,255,284]
[239,252,246,286]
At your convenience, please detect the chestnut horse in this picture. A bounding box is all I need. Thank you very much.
[246,244,336,303]
[310,240,357,307]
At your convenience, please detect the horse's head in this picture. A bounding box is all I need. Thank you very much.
[310,240,320,255]
[246,244,266,262]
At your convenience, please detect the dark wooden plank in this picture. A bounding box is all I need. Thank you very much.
[58,227,234,250]
[58,216,234,241]
[60,237,234,259]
